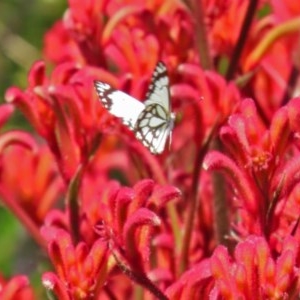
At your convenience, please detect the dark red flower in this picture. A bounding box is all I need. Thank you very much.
[0,274,35,300]
[210,235,300,299]
[41,226,108,300]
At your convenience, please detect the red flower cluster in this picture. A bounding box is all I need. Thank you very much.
[2,0,300,299]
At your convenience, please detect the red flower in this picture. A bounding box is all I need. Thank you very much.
[41,180,180,299]
[5,61,111,182]
[0,274,35,300]
[203,98,300,243]
[0,104,63,246]
[0,141,63,223]
[210,235,300,299]
[41,226,108,300]
[206,0,249,56]
[83,180,180,280]
[44,0,196,71]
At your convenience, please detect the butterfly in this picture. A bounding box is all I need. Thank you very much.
[94,62,175,154]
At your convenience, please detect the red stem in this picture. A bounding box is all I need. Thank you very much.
[226,0,259,80]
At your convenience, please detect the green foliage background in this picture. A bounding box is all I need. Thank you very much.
[0,0,65,283]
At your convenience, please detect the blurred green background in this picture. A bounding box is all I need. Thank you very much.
[0,0,66,97]
[0,0,65,283]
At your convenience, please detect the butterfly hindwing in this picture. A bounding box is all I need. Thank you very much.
[94,81,145,129]
[134,103,172,154]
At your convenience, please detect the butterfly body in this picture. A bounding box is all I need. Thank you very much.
[94,62,174,154]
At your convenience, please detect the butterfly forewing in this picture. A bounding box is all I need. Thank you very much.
[133,62,173,153]
[145,62,171,112]
[94,81,145,129]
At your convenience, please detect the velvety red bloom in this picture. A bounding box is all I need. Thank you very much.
[44,0,196,73]
[5,61,113,182]
[165,260,213,299]
[203,98,300,243]
[271,0,300,22]
[0,104,63,246]
[89,180,180,264]
[0,141,63,223]
[0,274,35,300]
[44,0,105,65]
[205,0,249,55]
[210,235,300,299]
[202,0,300,121]
[41,226,108,300]
[41,180,180,299]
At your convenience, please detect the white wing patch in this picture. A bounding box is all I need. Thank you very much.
[94,62,175,154]
[94,81,144,129]
[135,104,173,154]
[145,62,170,111]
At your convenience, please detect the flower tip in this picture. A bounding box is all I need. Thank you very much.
[42,273,57,291]
[153,215,161,226]
[175,186,182,196]
[177,64,184,72]
[42,278,55,290]
[4,87,21,103]
[5,94,14,103]
[202,161,209,171]
[32,86,46,98]
[47,85,56,94]
[75,62,83,69]
[62,9,71,25]
[0,104,15,126]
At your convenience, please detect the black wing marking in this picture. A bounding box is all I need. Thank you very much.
[94,80,145,130]
[145,62,170,112]
[135,103,171,154]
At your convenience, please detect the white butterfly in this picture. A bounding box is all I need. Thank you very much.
[94,62,175,154]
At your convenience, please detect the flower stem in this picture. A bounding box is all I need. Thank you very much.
[245,17,300,71]
[112,250,169,300]
[67,164,84,244]
[211,138,231,250]
[226,0,259,80]
[179,124,216,273]
[281,36,300,105]
[192,0,213,70]
[281,65,299,105]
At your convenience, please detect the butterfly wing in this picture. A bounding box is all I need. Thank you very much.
[135,103,173,154]
[94,62,174,154]
[144,62,171,112]
[94,81,145,129]
[134,62,174,154]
